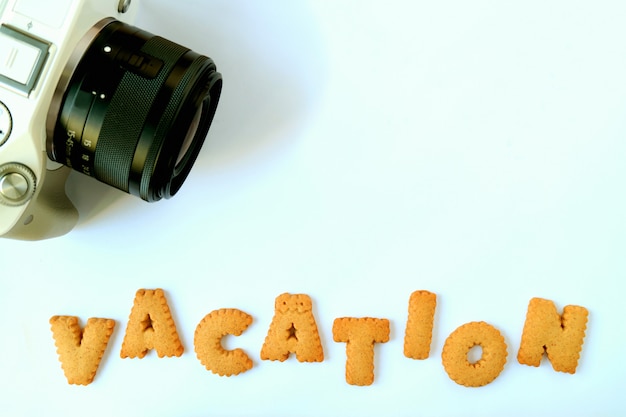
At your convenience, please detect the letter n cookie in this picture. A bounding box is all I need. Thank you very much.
[517,297,588,373]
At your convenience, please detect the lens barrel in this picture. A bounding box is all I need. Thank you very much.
[47,18,222,201]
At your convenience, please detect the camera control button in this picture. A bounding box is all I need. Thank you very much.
[0,32,41,85]
[0,163,35,206]
[0,25,50,95]
[1,172,28,199]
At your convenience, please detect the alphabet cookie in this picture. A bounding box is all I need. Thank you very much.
[195,308,254,376]
[517,297,588,373]
[441,321,507,387]
[120,289,184,359]
[333,317,390,386]
[50,316,115,385]
[260,293,324,362]
[404,290,437,360]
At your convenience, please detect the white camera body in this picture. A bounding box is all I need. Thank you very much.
[0,0,221,240]
[0,0,140,240]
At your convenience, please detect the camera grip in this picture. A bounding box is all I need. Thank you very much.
[4,166,78,240]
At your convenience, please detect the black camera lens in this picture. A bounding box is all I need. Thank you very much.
[46,18,222,201]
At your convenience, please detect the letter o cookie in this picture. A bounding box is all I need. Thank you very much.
[441,321,507,387]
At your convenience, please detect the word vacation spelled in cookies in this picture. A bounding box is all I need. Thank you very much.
[50,289,589,387]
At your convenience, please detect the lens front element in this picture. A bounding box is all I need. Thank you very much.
[47,19,222,201]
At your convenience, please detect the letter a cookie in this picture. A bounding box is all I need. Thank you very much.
[261,293,324,362]
[120,289,184,358]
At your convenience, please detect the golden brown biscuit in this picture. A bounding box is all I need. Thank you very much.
[441,321,507,387]
[260,293,324,362]
[517,297,588,373]
[50,316,115,385]
[194,308,253,376]
[120,289,184,359]
[404,290,437,360]
[332,317,390,386]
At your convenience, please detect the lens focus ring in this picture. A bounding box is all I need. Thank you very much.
[95,36,188,193]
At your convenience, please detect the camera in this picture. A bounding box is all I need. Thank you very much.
[0,0,222,240]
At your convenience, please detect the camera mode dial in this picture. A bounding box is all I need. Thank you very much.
[0,163,36,206]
